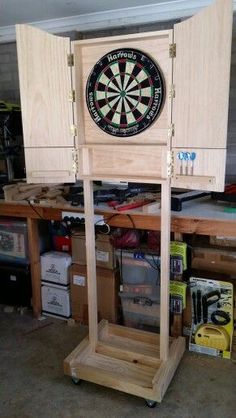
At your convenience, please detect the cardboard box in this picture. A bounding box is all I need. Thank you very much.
[192,247,236,276]
[41,282,71,319]
[189,277,234,359]
[210,236,236,248]
[70,264,119,324]
[72,233,115,269]
[41,251,72,285]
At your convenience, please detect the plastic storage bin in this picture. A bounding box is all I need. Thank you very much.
[116,250,160,298]
[0,218,29,264]
[120,292,160,330]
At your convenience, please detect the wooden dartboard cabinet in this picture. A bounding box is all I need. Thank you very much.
[16,0,233,404]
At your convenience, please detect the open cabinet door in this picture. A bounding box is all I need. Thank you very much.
[171,0,233,191]
[16,25,76,183]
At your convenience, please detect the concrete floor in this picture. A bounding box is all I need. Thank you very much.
[0,311,235,418]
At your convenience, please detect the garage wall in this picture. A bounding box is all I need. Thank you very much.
[0,23,235,181]
[0,42,20,103]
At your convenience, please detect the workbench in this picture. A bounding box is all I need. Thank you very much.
[0,196,236,318]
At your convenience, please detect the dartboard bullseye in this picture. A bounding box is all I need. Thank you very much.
[86,48,165,137]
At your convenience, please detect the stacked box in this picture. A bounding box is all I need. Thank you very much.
[70,232,119,324]
[40,251,72,319]
[69,263,119,324]
[72,232,115,270]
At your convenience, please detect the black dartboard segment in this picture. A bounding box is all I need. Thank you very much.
[86,48,165,137]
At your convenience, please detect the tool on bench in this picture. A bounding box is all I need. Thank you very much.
[171,190,210,211]
[202,290,221,323]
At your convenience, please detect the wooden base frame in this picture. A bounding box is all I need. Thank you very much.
[64,320,185,403]
[64,179,186,403]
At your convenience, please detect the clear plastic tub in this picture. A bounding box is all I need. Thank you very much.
[116,250,160,287]
[120,292,160,329]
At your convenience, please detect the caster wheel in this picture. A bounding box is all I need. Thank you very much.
[71,377,81,385]
[145,399,157,408]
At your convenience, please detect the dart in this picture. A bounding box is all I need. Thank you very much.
[177,151,184,175]
[190,152,196,175]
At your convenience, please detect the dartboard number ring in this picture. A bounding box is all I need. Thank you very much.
[86,48,165,137]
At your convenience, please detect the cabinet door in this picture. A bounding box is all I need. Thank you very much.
[16,25,75,183]
[172,0,233,191]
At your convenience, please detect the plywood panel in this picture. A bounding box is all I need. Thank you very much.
[16,25,74,148]
[79,145,167,180]
[173,0,233,150]
[171,148,226,191]
[73,30,172,145]
[24,148,75,183]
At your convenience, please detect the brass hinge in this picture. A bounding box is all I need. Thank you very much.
[169,84,175,99]
[168,123,175,139]
[167,150,174,178]
[169,43,176,58]
[70,124,77,136]
[72,148,79,173]
[67,53,74,66]
[69,90,76,102]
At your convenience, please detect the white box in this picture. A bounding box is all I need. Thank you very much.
[41,251,72,285]
[41,283,71,319]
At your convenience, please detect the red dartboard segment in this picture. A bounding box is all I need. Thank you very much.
[86,48,165,137]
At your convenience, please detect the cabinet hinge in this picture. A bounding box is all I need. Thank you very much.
[169,84,175,99]
[69,90,76,102]
[168,123,175,139]
[167,151,174,178]
[169,43,176,58]
[70,124,77,136]
[67,53,74,67]
[72,148,79,173]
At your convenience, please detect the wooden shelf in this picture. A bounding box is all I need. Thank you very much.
[64,320,185,403]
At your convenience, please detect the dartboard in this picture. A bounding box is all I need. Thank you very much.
[86,48,165,137]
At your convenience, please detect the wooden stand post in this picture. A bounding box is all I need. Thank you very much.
[64,178,185,403]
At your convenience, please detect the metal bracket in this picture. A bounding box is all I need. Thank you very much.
[167,151,174,178]
[72,148,79,173]
[69,90,76,102]
[169,43,176,58]
[169,84,175,99]
[70,124,77,136]
[168,123,175,140]
[67,53,74,67]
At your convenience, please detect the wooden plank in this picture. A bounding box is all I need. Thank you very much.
[16,24,74,148]
[79,145,167,179]
[83,179,98,349]
[64,320,108,375]
[72,361,155,400]
[83,352,155,382]
[108,323,165,345]
[27,218,41,318]
[97,334,161,368]
[172,149,227,192]
[153,336,186,402]
[160,180,171,361]
[24,148,75,184]
[2,201,236,236]
[74,30,172,145]
[173,0,233,150]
